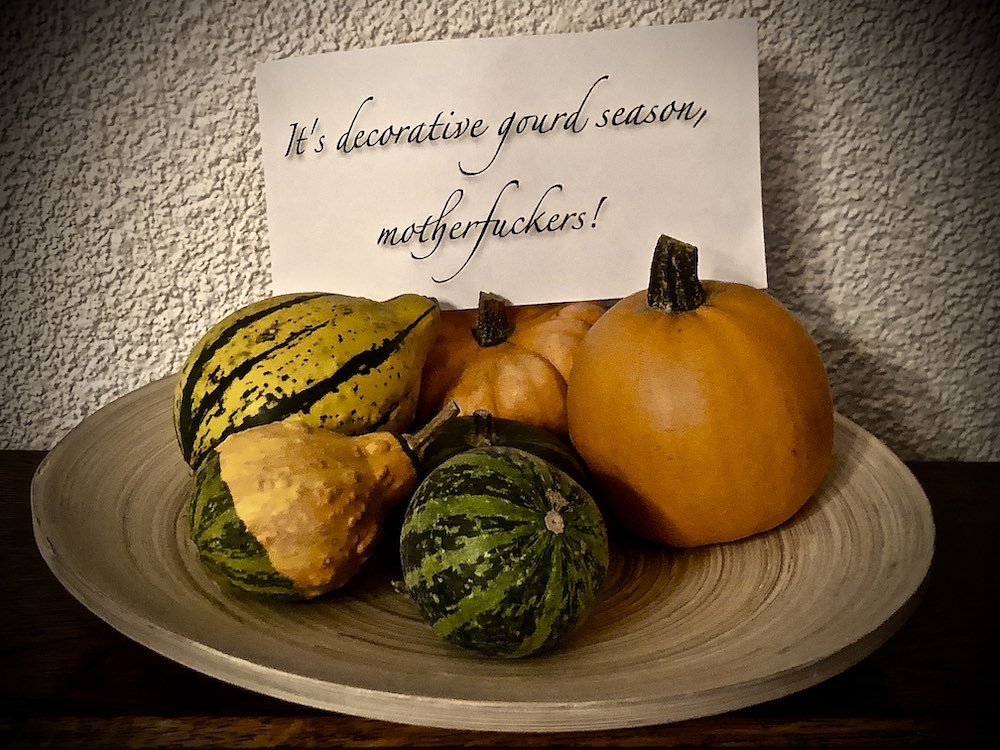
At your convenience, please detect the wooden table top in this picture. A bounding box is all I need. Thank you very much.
[2,450,992,748]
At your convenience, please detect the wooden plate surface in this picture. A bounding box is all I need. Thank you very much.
[31,376,934,732]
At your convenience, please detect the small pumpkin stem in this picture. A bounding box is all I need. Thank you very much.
[472,291,514,347]
[646,234,707,313]
[470,409,498,447]
[404,400,460,460]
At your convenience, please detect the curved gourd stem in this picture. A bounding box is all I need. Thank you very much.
[646,234,707,313]
[472,291,515,347]
[403,400,460,460]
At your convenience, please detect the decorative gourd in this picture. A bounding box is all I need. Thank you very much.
[567,234,835,548]
[189,403,457,600]
[418,408,591,487]
[399,446,609,658]
[174,292,440,470]
[417,292,605,437]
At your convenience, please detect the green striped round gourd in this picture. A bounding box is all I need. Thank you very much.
[399,446,609,658]
[174,292,439,470]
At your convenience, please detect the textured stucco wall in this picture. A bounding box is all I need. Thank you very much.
[2,0,998,460]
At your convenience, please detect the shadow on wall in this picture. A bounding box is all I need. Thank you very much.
[756,65,947,461]
[819,328,969,460]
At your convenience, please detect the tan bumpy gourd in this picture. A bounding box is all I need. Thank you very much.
[189,403,458,599]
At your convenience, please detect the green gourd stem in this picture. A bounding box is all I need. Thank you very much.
[646,234,707,313]
[404,400,460,459]
[472,291,515,347]
[470,409,499,446]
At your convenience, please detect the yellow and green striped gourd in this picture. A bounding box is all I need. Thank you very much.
[173,292,440,470]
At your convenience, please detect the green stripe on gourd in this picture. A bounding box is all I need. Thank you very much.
[399,446,609,658]
[189,452,302,599]
[173,292,440,470]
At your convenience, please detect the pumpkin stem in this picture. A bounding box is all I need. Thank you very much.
[404,400,460,460]
[646,234,707,313]
[472,291,515,347]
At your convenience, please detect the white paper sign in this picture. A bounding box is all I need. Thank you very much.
[257,19,765,309]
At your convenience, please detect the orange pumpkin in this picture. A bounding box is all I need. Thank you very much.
[417,292,605,436]
[567,235,834,547]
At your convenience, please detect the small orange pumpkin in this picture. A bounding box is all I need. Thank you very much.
[567,235,834,547]
[417,292,605,436]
